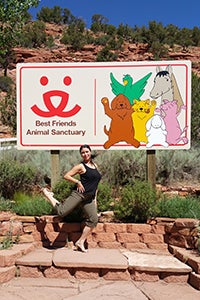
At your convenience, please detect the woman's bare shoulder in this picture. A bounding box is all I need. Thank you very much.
[76,162,86,173]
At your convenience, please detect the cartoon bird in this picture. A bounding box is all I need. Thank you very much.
[110,72,152,105]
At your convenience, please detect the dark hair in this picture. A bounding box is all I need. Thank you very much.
[79,144,97,160]
[79,144,91,153]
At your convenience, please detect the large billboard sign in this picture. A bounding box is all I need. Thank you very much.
[17,60,191,150]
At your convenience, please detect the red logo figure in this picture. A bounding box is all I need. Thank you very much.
[31,76,81,117]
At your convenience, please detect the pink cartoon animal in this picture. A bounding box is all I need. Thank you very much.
[158,99,188,145]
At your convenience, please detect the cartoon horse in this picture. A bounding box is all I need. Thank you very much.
[150,65,184,112]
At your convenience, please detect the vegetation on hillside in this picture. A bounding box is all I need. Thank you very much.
[0,0,39,76]
[1,4,200,72]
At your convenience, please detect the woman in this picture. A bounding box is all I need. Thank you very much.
[42,144,102,253]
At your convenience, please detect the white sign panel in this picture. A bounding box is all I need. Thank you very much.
[17,61,191,150]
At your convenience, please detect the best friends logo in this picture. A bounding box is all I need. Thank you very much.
[31,75,81,117]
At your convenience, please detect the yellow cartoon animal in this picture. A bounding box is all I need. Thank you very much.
[132,99,156,143]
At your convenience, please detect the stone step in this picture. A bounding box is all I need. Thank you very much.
[15,247,192,282]
[0,266,16,284]
[0,243,37,284]
[122,249,192,282]
[0,244,194,284]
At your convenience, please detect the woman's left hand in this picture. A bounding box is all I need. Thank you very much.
[77,181,85,193]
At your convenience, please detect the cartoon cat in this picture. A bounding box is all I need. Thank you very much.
[132,99,156,143]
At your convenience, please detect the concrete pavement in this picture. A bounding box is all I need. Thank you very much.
[0,277,199,300]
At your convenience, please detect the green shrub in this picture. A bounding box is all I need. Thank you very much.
[107,37,123,50]
[156,149,200,185]
[12,192,53,216]
[0,159,39,199]
[5,149,51,179]
[0,76,13,93]
[60,19,86,50]
[0,93,16,135]
[94,34,123,50]
[52,179,74,201]
[0,233,13,250]
[97,182,114,212]
[94,35,110,46]
[96,150,146,186]
[19,21,47,48]
[0,221,21,250]
[114,180,158,223]
[155,196,200,219]
[0,199,14,211]
[96,46,118,61]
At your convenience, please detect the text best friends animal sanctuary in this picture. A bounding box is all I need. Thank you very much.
[25,120,86,136]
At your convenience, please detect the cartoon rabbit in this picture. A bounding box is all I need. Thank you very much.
[146,114,168,148]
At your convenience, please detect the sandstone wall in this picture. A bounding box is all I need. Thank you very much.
[0,212,199,251]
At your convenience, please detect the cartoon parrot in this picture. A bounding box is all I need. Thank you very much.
[110,72,152,105]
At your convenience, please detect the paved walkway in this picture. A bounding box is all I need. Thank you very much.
[0,277,199,300]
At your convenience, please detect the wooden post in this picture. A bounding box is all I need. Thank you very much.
[146,150,156,189]
[50,150,60,188]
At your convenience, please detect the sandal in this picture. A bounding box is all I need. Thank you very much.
[42,188,60,205]
[75,241,88,253]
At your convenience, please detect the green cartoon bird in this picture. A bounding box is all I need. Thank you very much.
[110,72,152,105]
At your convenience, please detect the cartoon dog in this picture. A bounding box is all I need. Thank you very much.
[146,114,168,148]
[101,94,140,149]
[132,99,156,143]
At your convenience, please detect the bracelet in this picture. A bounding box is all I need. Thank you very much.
[76,180,80,185]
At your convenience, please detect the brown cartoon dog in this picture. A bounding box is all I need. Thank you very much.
[101,94,140,149]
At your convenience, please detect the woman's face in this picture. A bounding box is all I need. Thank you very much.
[80,147,91,162]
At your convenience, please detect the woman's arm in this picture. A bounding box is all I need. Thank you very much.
[64,164,85,193]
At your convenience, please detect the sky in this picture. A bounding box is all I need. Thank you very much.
[29,0,200,29]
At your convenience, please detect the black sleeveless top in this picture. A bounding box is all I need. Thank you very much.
[80,162,102,197]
